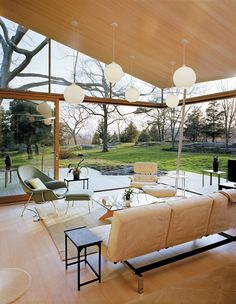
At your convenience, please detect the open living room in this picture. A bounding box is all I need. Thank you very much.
[1,1,236,303]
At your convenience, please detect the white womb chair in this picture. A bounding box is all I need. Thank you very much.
[130,162,159,189]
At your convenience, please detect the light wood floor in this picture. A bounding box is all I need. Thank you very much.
[1,203,236,304]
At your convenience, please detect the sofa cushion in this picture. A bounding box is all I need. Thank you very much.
[207,192,236,235]
[105,203,172,262]
[166,196,213,247]
[90,225,111,260]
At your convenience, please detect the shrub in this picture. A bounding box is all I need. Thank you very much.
[59,149,74,159]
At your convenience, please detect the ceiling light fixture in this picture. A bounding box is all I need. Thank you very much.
[125,55,140,103]
[36,102,51,115]
[64,20,84,104]
[173,39,196,89]
[104,22,124,83]
[165,61,179,108]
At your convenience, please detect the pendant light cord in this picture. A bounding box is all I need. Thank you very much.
[170,61,175,93]
[181,39,188,66]
[130,55,134,87]
[111,22,118,62]
[71,20,78,83]
[73,48,75,83]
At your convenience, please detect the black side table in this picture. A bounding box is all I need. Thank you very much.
[64,178,89,189]
[64,226,102,290]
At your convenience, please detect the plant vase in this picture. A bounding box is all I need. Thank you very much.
[73,169,80,180]
[212,157,219,172]
[124,199,131,207]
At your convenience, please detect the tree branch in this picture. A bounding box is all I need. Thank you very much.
[7,37,49,82]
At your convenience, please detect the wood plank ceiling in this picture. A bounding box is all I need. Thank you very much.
[1,0,236,89]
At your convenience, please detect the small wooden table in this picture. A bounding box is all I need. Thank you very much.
[202,169,225,187]
[64,177,89,189]
[64,226,102,290]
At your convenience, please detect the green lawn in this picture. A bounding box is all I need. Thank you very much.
[4,143,236,178]
[59,143,236,177]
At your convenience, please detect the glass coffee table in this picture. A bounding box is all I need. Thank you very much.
[95,190,166,221]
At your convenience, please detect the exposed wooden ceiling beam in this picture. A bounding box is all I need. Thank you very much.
[0,88,236,109]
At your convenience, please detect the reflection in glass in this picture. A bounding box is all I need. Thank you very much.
[0,99,55,197]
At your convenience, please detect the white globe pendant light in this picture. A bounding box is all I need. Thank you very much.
[43,111,53,119]
[64,83,84,104]
[173,39,196,89]
[104,22,124,83]
[125,86,140,103]
[36,102,51,115]
[165,94,179,108]
[104,62,124,83]
[63,20,84,104]
[173,65,196,89]
[44,118,51,125]
[125,55,140,103]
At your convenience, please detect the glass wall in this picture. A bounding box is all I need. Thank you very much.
[0,16,49,92]
[0,98,55,198]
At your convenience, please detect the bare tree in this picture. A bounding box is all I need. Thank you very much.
[0,18,49,92]
[167,107,182,149]
[79,58,156,152]
[216,80,236,152]
[60,104,89,145]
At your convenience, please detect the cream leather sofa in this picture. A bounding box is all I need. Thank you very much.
[130,162,159,189]
[91,190,236,292]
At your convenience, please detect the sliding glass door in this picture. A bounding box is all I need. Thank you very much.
[0,95,59,203]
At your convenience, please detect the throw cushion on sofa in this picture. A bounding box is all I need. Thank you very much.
[28,178,47,190]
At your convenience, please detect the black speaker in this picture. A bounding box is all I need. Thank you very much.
[228,160,236,182]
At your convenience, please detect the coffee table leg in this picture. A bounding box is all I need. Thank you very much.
[99,210,114,221]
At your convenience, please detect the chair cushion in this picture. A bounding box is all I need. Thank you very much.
[27,178,47,190]
[133,174,158,182]
[143,185,176,197]
[134,162,157,174]
[130,181,158,189]
[65,189,94,201]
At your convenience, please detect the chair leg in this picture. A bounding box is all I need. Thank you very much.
[21,193,33,217]
[88,200,91,214]
[51,201,58,215]
[65,201,70,214]
[33,207,41,222]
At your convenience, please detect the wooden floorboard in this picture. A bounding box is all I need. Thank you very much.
[1,203,236,303]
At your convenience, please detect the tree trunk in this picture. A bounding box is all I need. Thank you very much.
[35,142,39,155]
[225,130,229,152]
[102,105,108,152]
[73,134,78,145]
[27,143,33,159]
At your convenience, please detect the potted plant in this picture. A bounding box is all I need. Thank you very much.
[68,158,85,180]
[123,188,134,202]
